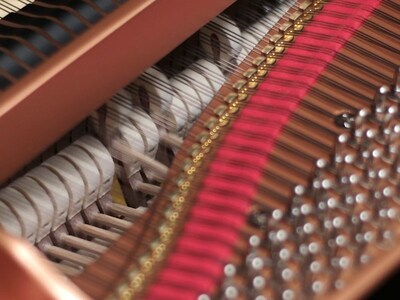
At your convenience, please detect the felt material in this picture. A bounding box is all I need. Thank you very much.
[145,1,382,298]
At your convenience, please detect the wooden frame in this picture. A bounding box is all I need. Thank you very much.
[0,0,234,183]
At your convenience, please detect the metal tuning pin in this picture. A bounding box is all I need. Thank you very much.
[350,108,369,147]
[222,263,239,300]
[371,85,390,123]
[331,133,351,174]
[334,112,355,130]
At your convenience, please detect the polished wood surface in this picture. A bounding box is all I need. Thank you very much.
[0,232,89,300]
[0,0,234,184]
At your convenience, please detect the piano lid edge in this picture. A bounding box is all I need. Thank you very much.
[0,0,235,184]
[0,230,90,300]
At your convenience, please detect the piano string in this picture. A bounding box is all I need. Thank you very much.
[0,0,399,299]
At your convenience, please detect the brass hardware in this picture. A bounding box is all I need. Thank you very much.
[229,105,240,114]
[181,159,193,172]
[274,45,285,54]
[237,93,248,102]
[224,92,238,104]
[233,79,247,90]
[253,56,266,66]
[262,44,275,55]
[266,57,277,65]
[290,11,303,21]
[247,81,259,89]
[189,144,201,157]
[299,0,312,10]
[197,131,210,144]
[214,105,228,117]
[293,23,304,32]
[257,69,268,77]
[243,68,257,79]
[116,1,325,298]
[279,22,293,33]
[283,34,294,43]
[270,34,283,44]
[204,117,218,130]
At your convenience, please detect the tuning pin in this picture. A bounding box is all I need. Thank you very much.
[334,112,355,130]
[371,85,390,123]
[331,133,352,172]
[382,124,400,162]
[310,276,330,296]
[290,185,310,227]
[223,284,239,300]
[330,131,356,186]
[246,253,264,273]
[306,254,330,295]
[248,207,269,229]
[362,127,378,152]
[368,147,383,168]
[379,104,398,139]
[311,159,325,189]
[362,150,388,190]
[311,159,336,204]
[376,185,394,215]
[330,248,354,286]
[350,108,369,147]
[300,215,320,237]
[252,275,267,294]
[198,294,211,300]
[222,264,239,300]
[281,288,297,300]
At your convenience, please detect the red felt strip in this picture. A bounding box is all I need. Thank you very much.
[145,0,382,298]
